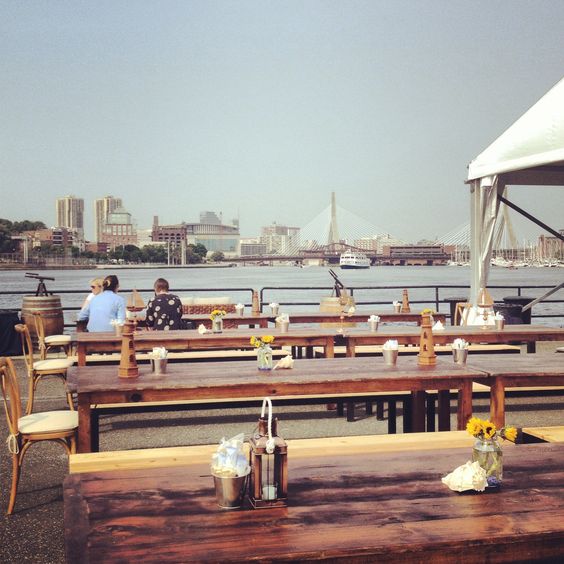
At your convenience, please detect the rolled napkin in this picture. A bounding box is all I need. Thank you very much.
[273,355,294,370]
[197,323,208,334]
[368,315,380,322]
[276,314,290,324]
[150,347,168,359]
[442,461,487,492]
[347,306,356,314]
[392,300,400,307]
[383,339,399,351]
[494,312,504,320]
[452,338,469,350]
[269,302,278,308]
[235,303,244,312]
[211,433,250,478]
[432,320,445,331]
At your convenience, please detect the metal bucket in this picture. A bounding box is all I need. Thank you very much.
[212,472,249,509]
[151,358,168,374]
[452,348,468,365]
[21,295,64,345]
[382,349,398,366]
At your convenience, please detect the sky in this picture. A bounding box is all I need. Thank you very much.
[1,0,564,244]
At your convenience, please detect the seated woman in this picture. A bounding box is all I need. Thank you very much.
[81,277,104,309]
[77,274,125,332]
[146,278,183,331]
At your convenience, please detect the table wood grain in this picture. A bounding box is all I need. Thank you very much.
[64,443,564,563]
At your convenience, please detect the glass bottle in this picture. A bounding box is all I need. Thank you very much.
[472,436,503,485]
[257,345,273,370]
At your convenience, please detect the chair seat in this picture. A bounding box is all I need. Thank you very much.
[45,334,71,345]
[19,410,78,434]
[33,358,74,371]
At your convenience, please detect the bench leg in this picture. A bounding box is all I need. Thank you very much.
[375,400,383,420]
[412,391,427,433]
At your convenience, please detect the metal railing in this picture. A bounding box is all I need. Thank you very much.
[1,284,563,327]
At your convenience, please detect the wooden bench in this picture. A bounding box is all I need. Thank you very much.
[521,426,564,443]
[69,431,482,474]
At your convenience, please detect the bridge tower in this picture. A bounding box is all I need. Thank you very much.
[327,192,340,244]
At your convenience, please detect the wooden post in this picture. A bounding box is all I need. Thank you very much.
[401,289,411,313]
[417,312,436,366]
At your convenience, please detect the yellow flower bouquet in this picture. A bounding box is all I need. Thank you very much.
[251,335,275,370]
[210,309,227,320]
[467,417,517,486]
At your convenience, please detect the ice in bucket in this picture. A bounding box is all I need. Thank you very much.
[150,347,168,374]
[451,339,469,364]
[368,315,380,332]
[211,433,251,509]
[494,312,505,330]
[382,339,399,365]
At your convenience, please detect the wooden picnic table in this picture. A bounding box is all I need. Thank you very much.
[267,310,446,325]
[182,312,270,329]
[466,353,564,428]
[72,328,335,366]
[71,356,479,453]
[344,324,564,356]
[63,442,564,563]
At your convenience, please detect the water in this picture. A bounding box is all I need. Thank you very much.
[1,265,562,325]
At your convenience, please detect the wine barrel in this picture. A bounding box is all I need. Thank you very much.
[319,296,356,328]
[21,295,65,344]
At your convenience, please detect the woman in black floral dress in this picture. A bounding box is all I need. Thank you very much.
[146,278,183,331]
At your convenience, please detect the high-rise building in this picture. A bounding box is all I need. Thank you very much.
[199,211,221,225]
[56,195,84,236]
[95,196,123,242]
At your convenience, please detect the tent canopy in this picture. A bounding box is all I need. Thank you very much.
[466,77,564,306]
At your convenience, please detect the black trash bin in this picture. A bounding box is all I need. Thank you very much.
[0,309,23,355]
[444,296,468,326]
[503,295,534,324]
[493,303,525,325]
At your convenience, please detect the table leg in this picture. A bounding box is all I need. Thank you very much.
[78,344,86,367]
[456,381,473,430]
[345,339,355,358]
[77,395,92,453]
[426,395,436,432]
[526,341,536,354]
[325,338,334,359]
[388,401,397,434]
[490,378,505,428]
[411,391,427,433]
[402,396,412,433]
[346,401,355,422]
[306,346,313,359]
[437,390,451,431]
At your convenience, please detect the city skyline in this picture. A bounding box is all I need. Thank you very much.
[2,2,564,243]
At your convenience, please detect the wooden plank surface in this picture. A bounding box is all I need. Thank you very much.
[69,431,482,474]
[64,443,564,563]
[521,426,564,443]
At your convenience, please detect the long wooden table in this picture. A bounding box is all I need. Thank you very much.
[466,353,564,428]
[71,356,480,452]
[344,324,564,356]
[73,328,335,366]
[64,442,564,562]
[182,310,447,329]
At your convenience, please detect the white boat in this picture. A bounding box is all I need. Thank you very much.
[339,251,370,269]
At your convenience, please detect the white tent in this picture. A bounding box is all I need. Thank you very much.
[466,77,564,304]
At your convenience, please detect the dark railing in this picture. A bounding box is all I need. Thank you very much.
[1,284,563,327]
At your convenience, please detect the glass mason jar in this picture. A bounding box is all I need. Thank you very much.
[472,437,503,484]
[212,317,223,333]
[257,345,273,370]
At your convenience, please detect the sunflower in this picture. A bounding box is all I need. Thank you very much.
[466,417,484,437]
[501,426,518,443]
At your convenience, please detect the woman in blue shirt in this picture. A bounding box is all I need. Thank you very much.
[78,274,126,332]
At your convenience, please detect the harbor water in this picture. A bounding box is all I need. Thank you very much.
[0,265,562,325]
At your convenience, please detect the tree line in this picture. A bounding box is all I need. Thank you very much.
[0,218,225,263]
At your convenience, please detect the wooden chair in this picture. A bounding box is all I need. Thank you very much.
[15,324,74,415]
[34,312,71,359]
[0,357,77,514]
[454,302,471,326]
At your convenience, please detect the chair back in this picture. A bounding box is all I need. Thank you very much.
[15,324,35,371]
[33,312,47,355]
[0,357,22,436]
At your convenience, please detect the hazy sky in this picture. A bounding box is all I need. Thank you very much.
[2,1,564,243]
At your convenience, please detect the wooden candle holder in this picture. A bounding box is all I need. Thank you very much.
[417,312,436,366]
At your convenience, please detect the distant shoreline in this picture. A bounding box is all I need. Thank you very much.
[0,263,235,271]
